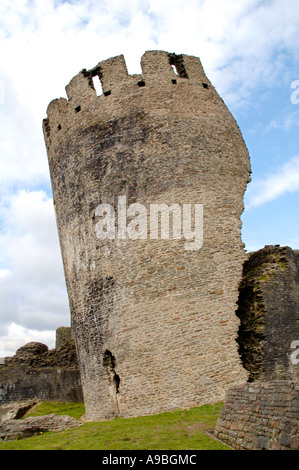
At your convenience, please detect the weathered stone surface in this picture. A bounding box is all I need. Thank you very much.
[214,381,299,450]
[43,50,251,420]
[0,413,82,441]
[0,400,39,423]
[11,342,49,366]
[3,341,78,369]
[0,334,83,405]
[56,326,73,349]
[236,245,299,381]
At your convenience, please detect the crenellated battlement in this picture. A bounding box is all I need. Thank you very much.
[43,50,214,151]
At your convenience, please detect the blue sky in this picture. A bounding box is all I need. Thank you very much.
[0,0,298,355]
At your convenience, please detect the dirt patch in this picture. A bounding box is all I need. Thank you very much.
[186,421,211,436]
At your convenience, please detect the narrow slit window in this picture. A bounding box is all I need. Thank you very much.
[171,64,179,76]
[57,124,62,131]
[168,54,188,78]
[92,75,103,96]
[75,105,81,113]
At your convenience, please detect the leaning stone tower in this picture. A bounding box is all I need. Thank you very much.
[43,51,251,420]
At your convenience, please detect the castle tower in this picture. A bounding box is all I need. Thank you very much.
[43,51,251,420]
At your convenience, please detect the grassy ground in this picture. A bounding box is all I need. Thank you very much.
[0,401,231,450]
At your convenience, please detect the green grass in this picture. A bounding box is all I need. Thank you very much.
[0,401,230,450]
[24,401,86,420]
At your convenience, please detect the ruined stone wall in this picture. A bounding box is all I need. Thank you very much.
[215,381,299,450]
[236,245,299,381]
[0,341,83,404]
[43,50,251,420]
[56,326,74,349]
[0,368,82,405]
[215,245,299,450]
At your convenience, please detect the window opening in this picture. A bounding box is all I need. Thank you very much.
[171,64,178,76]
[168,54,188,79]
[92,75,103,96]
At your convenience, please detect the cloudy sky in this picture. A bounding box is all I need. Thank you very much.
[0,0,298,356]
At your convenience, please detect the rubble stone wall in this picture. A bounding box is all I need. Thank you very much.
[236,245,299,381]
[0,340,83,404]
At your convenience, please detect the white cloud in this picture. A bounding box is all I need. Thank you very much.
[0,268,12,280]
[246,155,299,208]
[1,0,299,115]
[1,0,299,353]
[1,323,56,358]
[0,190,69,341]
[0,73,50,188]
[264,112,299,133]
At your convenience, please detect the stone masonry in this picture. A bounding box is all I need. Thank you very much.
[43,50,251,420]
[215,381,299,450]
[236,245,299,381]
[215,245,299,450]
[56,326,74,349]
[0,337,83,404]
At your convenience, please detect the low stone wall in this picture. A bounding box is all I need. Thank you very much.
[214,381,299,450]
